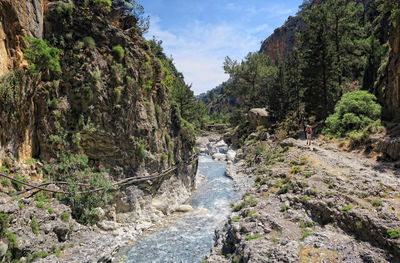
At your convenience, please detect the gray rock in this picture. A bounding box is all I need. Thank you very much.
[97,220,118,231]
[212,153,226,161]
[0,240,7,259]
[215,140,228,148]
[0,201,19,213]
[226,150,236,162]
[248,108,270,129]
[175,205,194,213]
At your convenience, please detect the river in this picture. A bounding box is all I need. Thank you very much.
[118,154,241,263]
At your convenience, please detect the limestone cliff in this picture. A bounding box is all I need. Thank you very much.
[259,15,305,65]
[0,0,195,177]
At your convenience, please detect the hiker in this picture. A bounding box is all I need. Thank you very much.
[303,118,308,137]
[306,123,312,145]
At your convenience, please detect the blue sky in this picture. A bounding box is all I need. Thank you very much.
[140,0,303,95]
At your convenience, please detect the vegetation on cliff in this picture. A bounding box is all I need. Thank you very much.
[0,0,203,226]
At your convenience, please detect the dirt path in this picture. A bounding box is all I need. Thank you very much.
[206,136,400,263]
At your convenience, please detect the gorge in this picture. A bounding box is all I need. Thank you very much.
[1,0,400,263]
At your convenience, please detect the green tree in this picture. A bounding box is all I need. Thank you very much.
[223,52,277,111]
[299,0,367,119]
[23,36,62,75]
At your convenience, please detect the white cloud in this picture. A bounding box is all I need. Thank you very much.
[146,16,269,95]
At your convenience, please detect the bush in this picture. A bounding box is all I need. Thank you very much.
[113,87,122,104]
[83,36,96,48]
[137,145,146,160]
[12,175,27,191]
[0,213,9,237]
[55,1,73,16]
[23,36,62,74]
[93,0,112,13]
[1,178,10,187]
[112,45,125,61]
[387,229,400,239]
[324,90,381,137]
[30,217,39,235]
[60,212,70,222]
[245,234,264,241]
[43,122,112,224]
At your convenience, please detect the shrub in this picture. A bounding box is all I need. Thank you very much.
[36,201,44,208]
[290,166,302,174]
[6,231,17,249]
[61,212,70,222]
[93,0,112,13]
[0,213,9,237]
[245,234,264,241]
[112,45,125,61]
[46,206,55,214]
[83,36,96,48]
[304,172,312,178]
[23,36,62,74]
[341,205,352,211]
[301,229,313,240]
[277,183,294,195]
[324,90,381,137]
[138,145,146,160]
[55,1,73,17]
[1,178,10,187]
[231,216,240,222]
[3,157,12,168]
[12,175,26,191]
[113,87,122,104]
[43,122,112,224]
[30,217,39,235]
[387,229,400,239]
[370,199,383,207]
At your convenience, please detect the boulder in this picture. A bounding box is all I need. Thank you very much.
[97,220,118,231]
[377,137,400,160]
[212,153,226,161]
[226,150,237,162]
[196,137,209,148]
[207,143,218,155]
[175,205,194,213]
[152,198,169,215]
[248,108,270,129]
[280,138,296,147]
[215,140,228,148]
[0,240,7,259]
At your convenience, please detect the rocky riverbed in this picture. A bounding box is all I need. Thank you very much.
[205,134,400,263]
[0,157,197,262]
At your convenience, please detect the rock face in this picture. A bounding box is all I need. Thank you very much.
[259,15,305,65]
[248,108,270,129]
[0,0,43,76]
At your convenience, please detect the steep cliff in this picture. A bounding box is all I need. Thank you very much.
[0,0,195,176]
[259,15,305,65]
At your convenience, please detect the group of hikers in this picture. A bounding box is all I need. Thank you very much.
[300,117,312,146]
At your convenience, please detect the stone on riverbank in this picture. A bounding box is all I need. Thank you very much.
[175,205,194,213]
